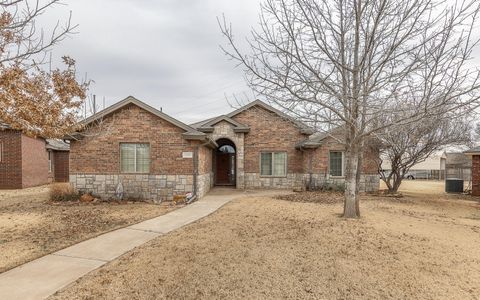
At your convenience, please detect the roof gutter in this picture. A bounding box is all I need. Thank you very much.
[295,142,322,150]
[197,127,250,133]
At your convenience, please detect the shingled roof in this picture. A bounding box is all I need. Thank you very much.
[46,139,70,151]
[67,96,213,144]
[191,99,314,135]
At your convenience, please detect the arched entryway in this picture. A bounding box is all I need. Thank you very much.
[214,138,236,186]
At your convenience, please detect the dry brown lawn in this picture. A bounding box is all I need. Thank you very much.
[0,184,176,273]
[50,182,480,300]
[380,179,447,195]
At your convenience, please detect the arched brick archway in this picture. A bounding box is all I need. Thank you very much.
[214,138,236,186]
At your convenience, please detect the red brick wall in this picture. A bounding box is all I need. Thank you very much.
[362,142,380,174]
[310,135,346,175]
[21,135,49,188]
[198,145,212,175]
[0,130,22,189]
[232,106,308,174]
[472,155,480,196]
[306,135,379,175]
[70,104,198,175]
[54,151,70,182]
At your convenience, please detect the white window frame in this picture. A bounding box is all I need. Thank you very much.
[48,151,52,173]
[329,151,345,177]
[120,143,150,174]
[260,151,287,177]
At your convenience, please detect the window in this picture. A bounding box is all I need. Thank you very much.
[0,142,3,163]
[48,151,52,173]
[120,143,150,173]
[218,145,235,153]
[329,151,344,177]
[260,152,287,176]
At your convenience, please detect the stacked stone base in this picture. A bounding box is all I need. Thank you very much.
[70,172,379,201]
[304,174,379,192]
[242,172,379,192]
[197,172,214,198]
[70,173,213,202]
[243,173,305,190]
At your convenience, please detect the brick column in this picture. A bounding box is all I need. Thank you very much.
[472,155,480,196]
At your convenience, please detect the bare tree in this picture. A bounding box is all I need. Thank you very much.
[0,0,88,137]
[377,114,472,193]
[219,0,480,218]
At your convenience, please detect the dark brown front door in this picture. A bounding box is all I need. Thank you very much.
[215,153,235,185]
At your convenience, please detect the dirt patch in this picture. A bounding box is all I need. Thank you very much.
[50,192,480,300]
[0,185,177,273]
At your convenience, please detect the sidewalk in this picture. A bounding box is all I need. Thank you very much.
[0,189,251,300]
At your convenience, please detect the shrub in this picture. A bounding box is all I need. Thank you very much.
[50,183,80,202]
[307,181,346,192]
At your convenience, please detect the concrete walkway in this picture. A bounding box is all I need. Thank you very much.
[0,188,270,300]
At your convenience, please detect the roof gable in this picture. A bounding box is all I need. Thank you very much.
[67,96,214,145]
[80,96,199,134]
[295,126,345,149]
[196,115,250,133]
[227,100,313,135]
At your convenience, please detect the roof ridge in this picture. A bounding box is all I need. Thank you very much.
[226,99,313,135]
[80,96,202,134]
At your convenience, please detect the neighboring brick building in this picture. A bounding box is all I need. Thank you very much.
[0,126,70,189]
[68,96,379,201]
[464,147,480,196]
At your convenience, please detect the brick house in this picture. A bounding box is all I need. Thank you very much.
[0,125,70,189]
[67,96,379,201]
[464,147,480,196]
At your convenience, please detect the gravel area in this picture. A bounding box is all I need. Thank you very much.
[50,186,480,300]
[0,184,176,273]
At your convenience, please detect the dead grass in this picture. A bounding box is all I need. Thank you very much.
[0,184,177,273]
[50,183,480,300]
[49,183,80,202]
[381,179,447,196]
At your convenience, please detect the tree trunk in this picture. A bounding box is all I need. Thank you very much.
[389,176,403,193]
[344,146,361,218]
[343,0,362,219]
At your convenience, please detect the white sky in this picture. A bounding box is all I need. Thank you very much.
[40,0,480,124]
[43,0,262,124]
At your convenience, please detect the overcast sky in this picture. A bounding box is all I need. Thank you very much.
[42,0,480,125]
[43,0,261,124]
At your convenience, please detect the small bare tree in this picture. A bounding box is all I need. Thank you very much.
[0,0,88,138]
[220,0,480,218]
[377,114,472,193]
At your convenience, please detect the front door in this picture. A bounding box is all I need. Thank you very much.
[215,153,235,185]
